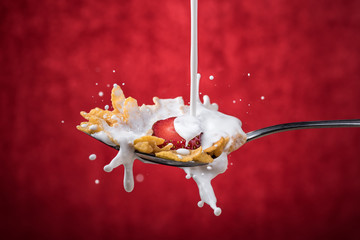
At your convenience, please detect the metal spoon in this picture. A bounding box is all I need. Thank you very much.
[92,119,360,167]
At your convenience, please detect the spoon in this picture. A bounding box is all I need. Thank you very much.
[92,119,360,167]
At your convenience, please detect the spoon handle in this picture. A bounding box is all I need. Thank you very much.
[246,119,360,142]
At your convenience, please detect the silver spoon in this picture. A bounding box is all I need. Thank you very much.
[91,119,360,167]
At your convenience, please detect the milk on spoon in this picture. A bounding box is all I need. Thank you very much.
[77,0,247,216]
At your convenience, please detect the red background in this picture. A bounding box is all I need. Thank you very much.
[1,0,360,239]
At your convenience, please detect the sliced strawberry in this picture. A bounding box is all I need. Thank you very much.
[152,117,202,150]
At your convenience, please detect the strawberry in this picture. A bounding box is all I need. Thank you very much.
[152,117,202,150]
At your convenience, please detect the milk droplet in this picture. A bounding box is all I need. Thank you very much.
[61,120,64,123]
[95,179,100,184]
[122,83,125,86]
[209,75,214,80]
[185,173,191,179]
[232,100,236,104]
[89,154,97,160]
[177,148,190,155]
[113,70,116,73]
[95,82,98,85]
[247,73,250,77]
[206,166,212,170]
[104,105,109,110]
[261,96,265,100]
[248,103,251,106]
[107,84,110,87]
[198,201,204,208]
[98,91,104,97]
[214,207,222,216]
[104,165,113,172]
[136,174,144,182]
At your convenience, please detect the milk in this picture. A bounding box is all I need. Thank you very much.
[80,0,247,216]
[85,82,246,215]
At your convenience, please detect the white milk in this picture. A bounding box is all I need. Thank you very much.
[86,81,246,215]
[81,0,247,216]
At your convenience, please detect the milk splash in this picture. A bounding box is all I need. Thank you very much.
[78,0,247,216]
[84,75,246,215]
[174,74,245,215]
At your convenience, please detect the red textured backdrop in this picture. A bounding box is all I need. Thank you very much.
[1,0,360,239]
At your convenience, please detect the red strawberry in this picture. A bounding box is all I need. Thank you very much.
[152,117,202,150]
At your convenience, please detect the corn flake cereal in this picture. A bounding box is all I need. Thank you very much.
[134,136,173,153]
[76,84,140,146]
[133,135,231,164]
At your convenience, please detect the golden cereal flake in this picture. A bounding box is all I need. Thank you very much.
[204,137,230,157]
[77,85,144,146]
[155,147,204,163]
[134,141,154,154]
[111,84,126,114]
[134,136,173,153]
[134,135,165,146]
